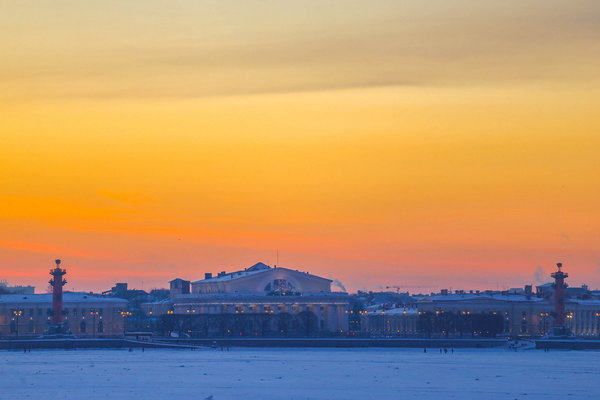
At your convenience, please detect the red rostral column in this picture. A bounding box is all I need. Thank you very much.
[551,262,568,327]
[49,259,67,325]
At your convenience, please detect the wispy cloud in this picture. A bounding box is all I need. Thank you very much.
[1,0,598,101]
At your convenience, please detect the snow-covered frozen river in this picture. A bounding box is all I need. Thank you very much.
[1,347,598,399]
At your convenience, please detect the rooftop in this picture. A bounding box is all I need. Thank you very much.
[0,292,127,304]
[193,262,331,284]
[423,294,546,303]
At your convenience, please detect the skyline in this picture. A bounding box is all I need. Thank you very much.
[0,257,593,296]
[1,1,600,292]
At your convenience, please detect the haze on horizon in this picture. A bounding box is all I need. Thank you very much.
[1,1,599,293]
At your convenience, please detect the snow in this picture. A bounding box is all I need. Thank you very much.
[425,293,546,302]
[0,292,126,304]
[192,265,331,284]
[192,267,268,283]
[1,347,598,399]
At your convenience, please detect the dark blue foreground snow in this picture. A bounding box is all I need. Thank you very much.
[1,347,598,399]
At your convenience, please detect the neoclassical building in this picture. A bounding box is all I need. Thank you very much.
[143,262,350,336]
[416,293,600,337]
[0,292,128,338]
[357,294,600,338]
[360,308,419,336]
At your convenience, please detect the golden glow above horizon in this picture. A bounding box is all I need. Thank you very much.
[1,1,599,292]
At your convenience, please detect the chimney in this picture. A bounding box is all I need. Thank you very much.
[218,271,226,277]
[181,280,190,294]
[205,272,212,280]
[524,285,532,299]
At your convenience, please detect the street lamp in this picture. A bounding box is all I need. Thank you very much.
[12,309,23,339]
[186,308,195,336]
[539,312,550,335]
[120,311,132,336]
[89,309,99,338]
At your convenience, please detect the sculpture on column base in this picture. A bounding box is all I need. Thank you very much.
[43,321,74,338]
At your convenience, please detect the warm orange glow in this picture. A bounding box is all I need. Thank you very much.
[1,1,599,292]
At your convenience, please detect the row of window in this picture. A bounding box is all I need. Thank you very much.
[8,320,104,334]
[181,305,327,313]
[8,308,107,317]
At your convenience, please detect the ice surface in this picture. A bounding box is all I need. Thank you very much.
[1,347,598,399]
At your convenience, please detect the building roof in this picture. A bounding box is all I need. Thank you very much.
[247,262,270,271]
[422,294,546,303]
[169,278,190,283]
[567,299,600,306]
[536,283,554,288]
[193,267,268,283]
[192,262,332,284]
[0,292,127,304]
[370,292,415,305]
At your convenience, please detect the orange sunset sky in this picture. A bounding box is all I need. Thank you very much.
[1,1,599,293]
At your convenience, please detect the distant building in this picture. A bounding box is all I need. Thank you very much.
[143,262,350,336]
[169,278,190,296]
[0,280,35,295]
[360,307,418,336]
[360,264,600,338]
[356,290,416,308]
[417,293,549,336]
[417,292,600,337]
[102,283,128,296]
[536,282,591,299]
[0,293,128,338]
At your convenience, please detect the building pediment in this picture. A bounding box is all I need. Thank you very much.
[191,264,332,294]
